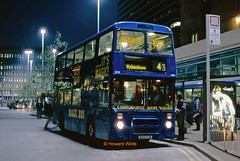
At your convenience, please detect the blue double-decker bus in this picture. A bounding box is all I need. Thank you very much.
[52,21,176,143]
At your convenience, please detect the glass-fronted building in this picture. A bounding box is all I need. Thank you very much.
[176,28,240,117]
[0,46,41,106]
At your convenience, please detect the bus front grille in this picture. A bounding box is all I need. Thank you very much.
[132,118,159,134]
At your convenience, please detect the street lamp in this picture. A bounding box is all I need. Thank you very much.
[52,48,57,58]
[52,48,57,54]
[29,60,33,75]
[40,28,46,71]
[24,49,33,71]
[97,0,100,33]
[40,28,46,93]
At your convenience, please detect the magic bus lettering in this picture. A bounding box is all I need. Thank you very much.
[95,66,109,78]
[95,55,109,78]
[68,109,85,119]
[96,55,109,68]
[152,40,165,48]
[69,109,78,118]
[120,37,143,45]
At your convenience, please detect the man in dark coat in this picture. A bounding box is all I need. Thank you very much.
[175,94,186,141]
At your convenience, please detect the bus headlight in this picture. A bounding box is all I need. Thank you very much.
[116,121,124,130]
[165,121,172,129]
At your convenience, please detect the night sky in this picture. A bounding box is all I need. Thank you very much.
[0,0,118,48]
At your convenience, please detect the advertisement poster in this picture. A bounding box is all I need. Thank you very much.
[211,82,236,132]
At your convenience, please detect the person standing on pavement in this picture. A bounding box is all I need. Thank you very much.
[36,102,42,119]
[192,94,201,131]
[185,98,193,126]
[175,94,186,141]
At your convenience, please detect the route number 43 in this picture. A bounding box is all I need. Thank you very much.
[157,62,166,72]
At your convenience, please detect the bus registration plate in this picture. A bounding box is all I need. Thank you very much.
[138,135,152,140]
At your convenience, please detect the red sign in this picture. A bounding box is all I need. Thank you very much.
[210,15,220,27]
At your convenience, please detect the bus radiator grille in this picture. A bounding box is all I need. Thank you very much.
[132,118,159,134]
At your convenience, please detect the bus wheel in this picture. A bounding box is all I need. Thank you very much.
[87,119,95,146]
[59,114,65,133]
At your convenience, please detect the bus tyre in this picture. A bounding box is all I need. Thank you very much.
[87,119,95,146]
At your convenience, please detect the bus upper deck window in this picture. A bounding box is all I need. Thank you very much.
[99,32,113,56]
[147,32,173,55]
[59,55,66,69]
[116,30,144,53]
[74,46,84,64]
[85,40,96,60]
[66,51,74,67]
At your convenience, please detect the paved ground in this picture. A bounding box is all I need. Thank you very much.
[1,106,240,160]
[167,122,240,161]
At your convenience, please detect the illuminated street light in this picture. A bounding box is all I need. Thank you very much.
[40,28,46,92]
[40,28,46,71]
[24,49,33,72]
[52,48,57,54]
[52,48,57,59]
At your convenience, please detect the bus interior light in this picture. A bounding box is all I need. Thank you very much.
[148,32,155,36]
[106,48,111,52]
[117,113,123,120]
[121,42,128,48]
[167,113,172,120]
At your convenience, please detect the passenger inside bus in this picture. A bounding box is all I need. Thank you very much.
[149,83,163,106]
[112,80,124,102]
[112,79,173,107]
[131,84,144,105]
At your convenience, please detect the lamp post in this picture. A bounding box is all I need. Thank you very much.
[40,28,46,71]
[30,60,33,75]
[40,28,46,92]
[97,0,100,33]
[24,49,33,72]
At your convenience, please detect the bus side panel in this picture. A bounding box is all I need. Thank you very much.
[94,107,111,140]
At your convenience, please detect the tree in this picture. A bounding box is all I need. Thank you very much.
[41,31,68,94]
[18,31,68,102]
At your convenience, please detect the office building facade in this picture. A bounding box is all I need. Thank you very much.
[118,0,181,47]
[0,46,41,106]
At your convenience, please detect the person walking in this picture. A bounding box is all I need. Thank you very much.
[192,94,201,131]
[44,98,53,130]
[175,94,186,141]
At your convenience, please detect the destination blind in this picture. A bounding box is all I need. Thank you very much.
[125,56,166,73]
